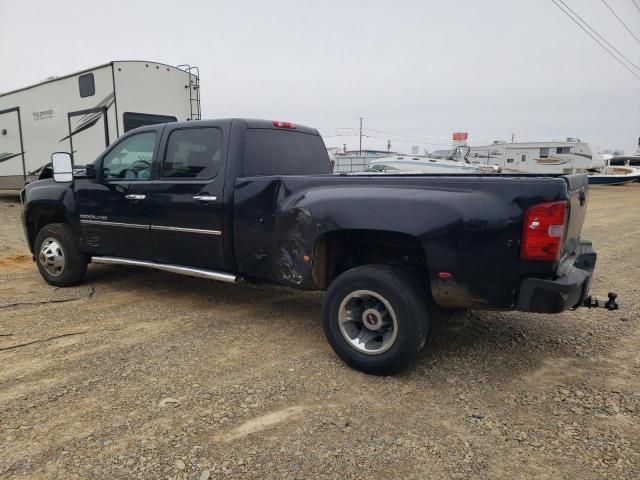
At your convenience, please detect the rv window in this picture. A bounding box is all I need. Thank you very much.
[556,147,571,154]
[123,112,178,132]
[162,127,222,179]
[540,147,549,158]
[102,132,156,180]
[78,73,95,98]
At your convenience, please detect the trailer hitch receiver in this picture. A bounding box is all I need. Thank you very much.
[582,292,619,310]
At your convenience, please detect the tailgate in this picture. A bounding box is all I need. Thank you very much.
[562,173,589,257]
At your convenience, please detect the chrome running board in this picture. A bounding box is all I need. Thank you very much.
[91,256,239,283]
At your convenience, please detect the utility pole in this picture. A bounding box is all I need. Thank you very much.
[359,117,363,156]
[511,133,515,143]
[387,140,391,153]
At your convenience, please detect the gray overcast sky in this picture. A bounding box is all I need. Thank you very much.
[1,0,639,153]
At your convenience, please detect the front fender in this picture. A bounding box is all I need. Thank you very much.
[22,179,76,252]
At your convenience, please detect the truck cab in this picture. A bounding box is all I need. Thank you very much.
[24,119,330,274]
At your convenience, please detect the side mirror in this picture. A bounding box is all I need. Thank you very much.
[51,152,73,182]
[85,164,97,178]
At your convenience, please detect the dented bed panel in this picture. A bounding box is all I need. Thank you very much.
[232,174,573,308]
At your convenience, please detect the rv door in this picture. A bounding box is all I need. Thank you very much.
[0,107,26,189]
[520,152,528,173]
[66,107,110,165]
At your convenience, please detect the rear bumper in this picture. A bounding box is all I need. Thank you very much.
[517,241,596,314]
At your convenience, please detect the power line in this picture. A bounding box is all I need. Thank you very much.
[335,126,452,143]
[323,127,451,145]
[321,131,445,146]
[363,128,452,143]
[557,0,640,71]
[361,134,443,146]
[551,0,640,81]
[365,128,498,146]
[320,133,359,138]
[633,0,640,14]
[358,117,363,155]
[601,0,640,45]
[322,128,500,147]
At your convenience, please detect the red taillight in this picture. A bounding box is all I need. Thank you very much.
[521,201,568,261]
[272,120,296,129]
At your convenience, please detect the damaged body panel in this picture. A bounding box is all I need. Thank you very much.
[233,174,583,310]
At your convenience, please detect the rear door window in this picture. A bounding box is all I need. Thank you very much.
[243,129,330,176]
[162,127,222,179]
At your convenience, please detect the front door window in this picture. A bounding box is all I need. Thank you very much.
[102,132,156,180]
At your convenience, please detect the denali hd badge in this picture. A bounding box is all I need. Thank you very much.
[80,214,108,221]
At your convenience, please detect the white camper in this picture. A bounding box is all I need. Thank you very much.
[446,139,605,174]
[0,60,201,189]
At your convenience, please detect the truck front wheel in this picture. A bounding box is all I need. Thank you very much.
[34,223,88,287]
[322,265,432,375]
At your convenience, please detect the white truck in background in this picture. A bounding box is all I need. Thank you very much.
[0,60,200,190]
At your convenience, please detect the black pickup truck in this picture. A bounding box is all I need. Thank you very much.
[22,118,601,374]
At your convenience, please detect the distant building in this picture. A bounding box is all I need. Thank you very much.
[341,149,393,157]
[326,146,342,159]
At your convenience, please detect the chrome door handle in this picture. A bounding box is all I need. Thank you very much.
[125,194,146,200]
[193,195,217,202]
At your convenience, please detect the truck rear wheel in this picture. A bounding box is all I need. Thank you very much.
[34,223,88,287]
[322,265,432,375]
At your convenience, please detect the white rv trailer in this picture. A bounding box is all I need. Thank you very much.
[440,138,605,174]
[0,60,201,189]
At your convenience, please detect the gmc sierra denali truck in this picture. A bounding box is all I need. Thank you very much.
[22,118,601,374]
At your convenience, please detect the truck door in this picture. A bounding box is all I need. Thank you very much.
[149,124,227,271]
[74,129,159,259]
[0,107,25,188]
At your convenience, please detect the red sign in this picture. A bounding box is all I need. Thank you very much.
[452,132,468,141]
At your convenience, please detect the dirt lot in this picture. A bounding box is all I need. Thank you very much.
[1,185,639,479]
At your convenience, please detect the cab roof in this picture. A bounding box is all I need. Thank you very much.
[135,118,320,136]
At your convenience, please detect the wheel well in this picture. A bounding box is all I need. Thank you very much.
[311,229,428,289]
[26,206,68,252]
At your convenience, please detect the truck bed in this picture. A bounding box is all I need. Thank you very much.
[232,172,589,309]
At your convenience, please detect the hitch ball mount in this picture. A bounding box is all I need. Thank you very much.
[582,292,619,311]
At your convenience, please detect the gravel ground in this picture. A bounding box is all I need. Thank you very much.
[0,185,639,479]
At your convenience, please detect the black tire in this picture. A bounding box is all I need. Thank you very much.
[322,265,433,375]
[34,223,88,287]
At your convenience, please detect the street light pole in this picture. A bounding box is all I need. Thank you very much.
[359,117,363,156]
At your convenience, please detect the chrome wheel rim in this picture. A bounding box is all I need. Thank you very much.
[338,289,398,355]
[38,238,65,277]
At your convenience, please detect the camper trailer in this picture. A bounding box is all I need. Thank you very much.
[0,60,200,189]
[457,139,605,174]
